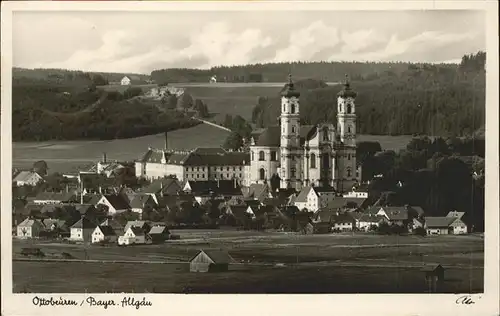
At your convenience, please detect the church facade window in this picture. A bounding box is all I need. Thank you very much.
[310,153,316,168]
[347,103,352,114]
[259,168,265,180]
[291,103,295,114]
[270,151,277,161]
[259,151,265,161]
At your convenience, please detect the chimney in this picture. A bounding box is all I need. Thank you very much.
[80,182,84,204]
[99,186,102,194]
[234,178,237,188]
[103,152,107,163]
[66,185,69,193]
[164,131,168,150]
[217,178,220,188]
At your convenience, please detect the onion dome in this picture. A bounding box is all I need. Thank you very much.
[281,74,301,98]
[337,74,357,98]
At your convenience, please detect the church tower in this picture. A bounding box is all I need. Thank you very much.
[336,75,359,191]
[280,74,302,190]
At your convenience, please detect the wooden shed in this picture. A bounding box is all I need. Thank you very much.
[421,264,445,292]
[189,249,234,273]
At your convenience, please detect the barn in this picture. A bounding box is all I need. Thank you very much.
[189,249,234,273]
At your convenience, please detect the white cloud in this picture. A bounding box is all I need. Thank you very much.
[14,12,485,73]
[274,20,340,62]
[39,21,273,73]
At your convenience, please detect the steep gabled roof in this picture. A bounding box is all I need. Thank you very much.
[18,218,43,227]
[129,194,154,209]
[294,186,313,203]
[129,226,145,235]
[102,194,130,210]
[71,216,98,229]
[425,217,457,228]
[34,191,76,202]
[191,249,234,264]
[97,225,117,236]
[148,225,170,235]
[142,177,181,194]
[13,171,42,183]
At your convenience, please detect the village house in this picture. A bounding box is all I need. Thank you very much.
[424,216,468,235]
[16,218,44,239]
[342,183,369,199]
[372,205,425,225]
[129,194,157,216]
[355,213,385,231]
[242,183,273,203]
[124,220,151,234]
[141,177,182,198]
[330,212,356,232]
[32,191,77,205]
[13,170,44,186]
[294,186,336,213]
[96,194,130,215]
[91,225,118,244]
[118,226,149,245]
[183,179,243,204]
[41,218,69,237]
[120,75,146,86]
[189,249,234,273]
[148,225,170,244]
[70,216,98,242]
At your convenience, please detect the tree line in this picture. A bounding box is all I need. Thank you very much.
[357,135,485,232]
[150,61,433,83]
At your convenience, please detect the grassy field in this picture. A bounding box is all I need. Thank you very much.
[12,231,483,293]
[182,85,282,122]
[12,124,231,173]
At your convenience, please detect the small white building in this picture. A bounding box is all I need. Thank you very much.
[355,213,384,231]
[13,171,43,186]
[17,218,44,239]
[294,186,336,213]
[70,217,97,242]
[121,76,131,85]
[91,225,118,244]
[209,75,217,83]
[342,183,369,199]
[425,216,468,235]
[118,226,149,246]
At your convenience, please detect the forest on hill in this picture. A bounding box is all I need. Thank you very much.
[12,79,198,141]
[12,67,150,85]
[150,61,443,84]
[251,52,485,137]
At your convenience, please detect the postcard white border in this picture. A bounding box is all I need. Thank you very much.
[1,1,499,316]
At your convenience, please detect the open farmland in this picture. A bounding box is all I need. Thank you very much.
[12,231,483,293]
[12,123,231,173]
[180,84,281,122]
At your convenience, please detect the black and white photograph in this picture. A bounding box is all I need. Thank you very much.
[1,1,499,315]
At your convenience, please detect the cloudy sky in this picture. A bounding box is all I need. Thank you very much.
[13,10,485,74]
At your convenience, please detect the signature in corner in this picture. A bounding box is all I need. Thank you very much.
[455,295,477,305]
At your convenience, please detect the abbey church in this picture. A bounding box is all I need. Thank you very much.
[248,75,361,192]
[136,75,361,193]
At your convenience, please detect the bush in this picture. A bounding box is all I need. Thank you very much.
[414,227,427,236]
